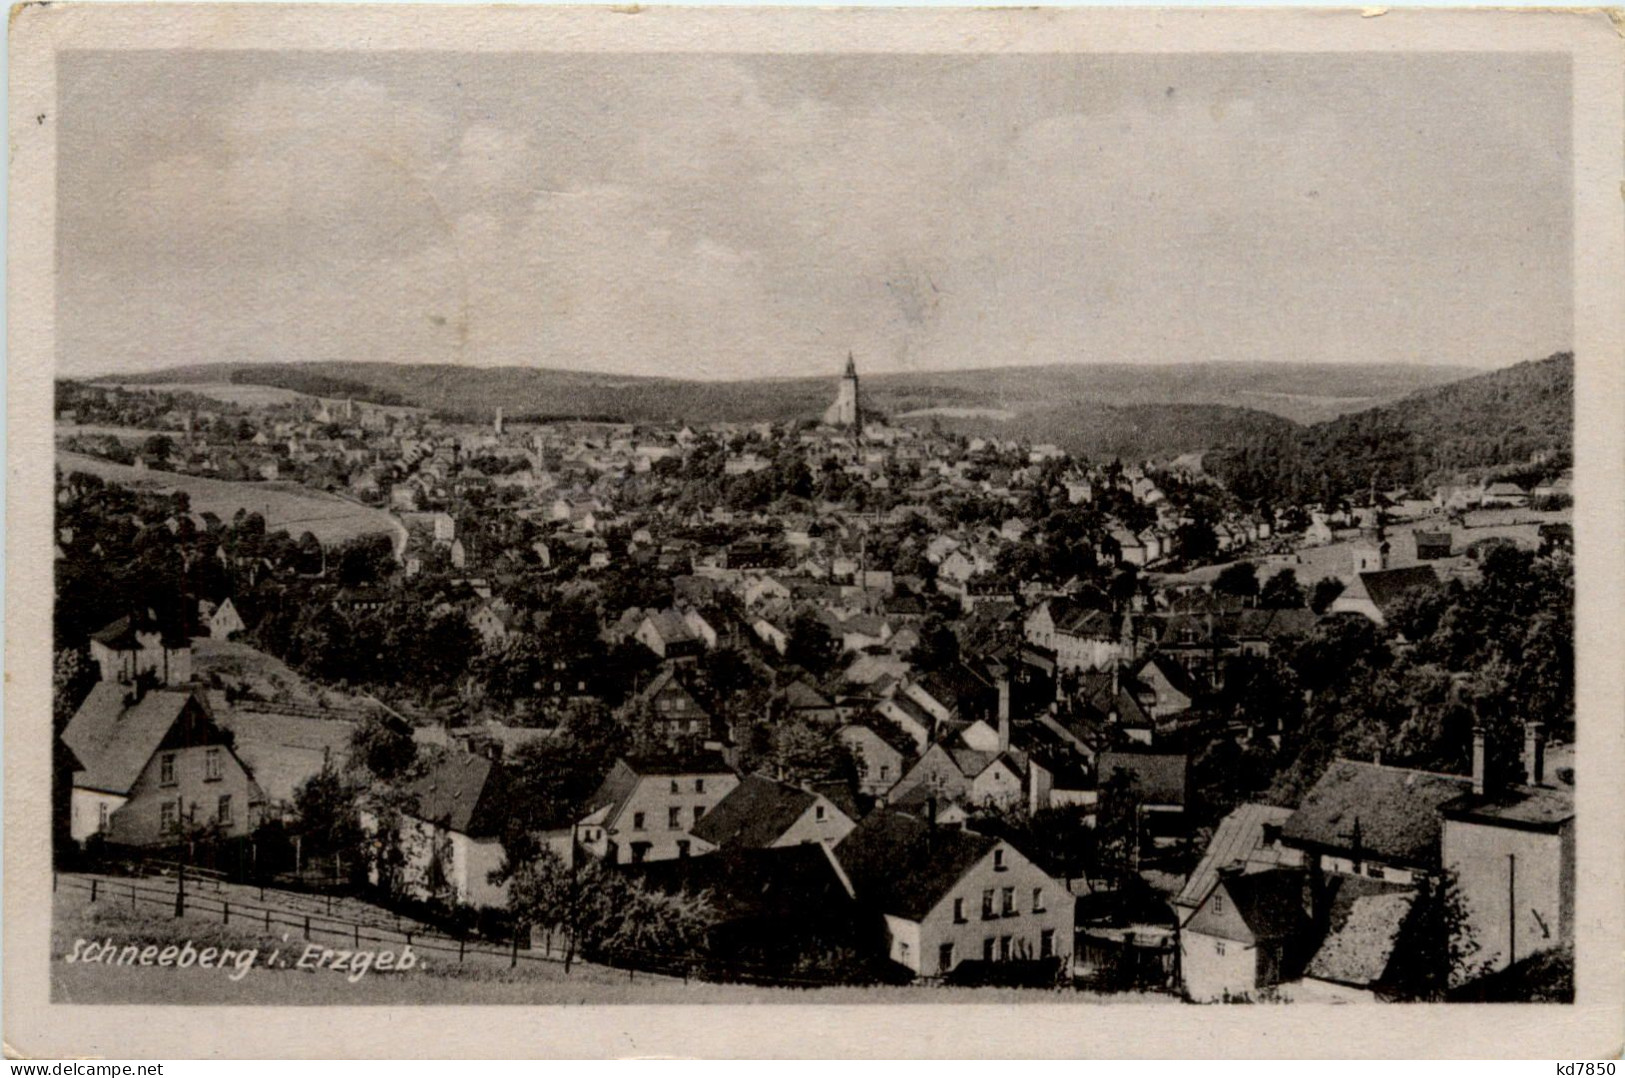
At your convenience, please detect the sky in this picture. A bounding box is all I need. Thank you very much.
[56,51,1572,381]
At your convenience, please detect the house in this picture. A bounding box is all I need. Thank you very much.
[885,741,1028,813]
[207,598,247,641]
[470,601,520,649]
[63,684,265,846]
[783,679,840,723]
[1479,481,1529,508]
[751,615,789,655]
[1280,757,1472,886]
[635,609,703,661]
[632,666,715,751]
[1179,867,1310,1002]
[576,753,741,865]
[1096,750,1191,848]
[1329,566,1441,626]
[388,752,510,909]
[88,613,193,687]
[1413,531,1454,561]
[691,774,856,850]
[835,811,1073,979]
[1289,876,1419,1002]
[216,704,357,814]
[1024,599,1126,674]
[1438,725,1575,980]
[626,843,872,980]
[838,718,914,796]
[1174,802,1299,923]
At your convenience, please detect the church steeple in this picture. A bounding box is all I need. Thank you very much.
[822,352,862,431]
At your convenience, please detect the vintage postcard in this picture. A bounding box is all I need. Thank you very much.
[6,3,1623,1059]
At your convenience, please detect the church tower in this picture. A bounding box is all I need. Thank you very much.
[823,352,862,431]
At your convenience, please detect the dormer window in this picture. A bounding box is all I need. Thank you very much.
[993,848,1007,872]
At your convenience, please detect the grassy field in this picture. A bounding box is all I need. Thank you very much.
[51,885,1171,1007]
[57,449,405,552]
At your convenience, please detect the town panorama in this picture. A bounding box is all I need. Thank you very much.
[51,350,1575,1004]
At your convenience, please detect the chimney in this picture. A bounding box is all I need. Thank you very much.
[997,675,1011,753]
[1471,724,1487,796]
[1523,721,1546,787]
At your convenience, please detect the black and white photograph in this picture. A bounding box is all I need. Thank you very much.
[6,4,1623,1060]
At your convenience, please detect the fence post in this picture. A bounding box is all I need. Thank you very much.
[131,885,136,911]
[405,931,412,948]
[510,930,519,969]
[303,914,310,940]
[326,893,333,916]
[223,901,230,926]
[459,937,465,963]
[266,907,272,930]
[354,923,361,948]
[90,878,98,903]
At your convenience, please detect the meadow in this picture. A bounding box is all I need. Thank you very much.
[57,449,405,552]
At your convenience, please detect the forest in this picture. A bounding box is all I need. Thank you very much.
[1204,352,1573,508]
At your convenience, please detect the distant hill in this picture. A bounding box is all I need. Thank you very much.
[107,358,1492,465]
[1204,352,1573,505]
[113,359,1475,427]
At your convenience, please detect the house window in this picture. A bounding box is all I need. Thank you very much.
[217,795,232,826]
[953,898,966,924]
[899,941,910,964]
[815,804,827,822]
[1002,887,1016,916]
[993,848,1007,872]
[670,780,680,794]
[1215,941,1227,957]
[159,753,177,786]
[982,889,996,920]
[999,936,1012,961]
[693,805,706,825]
[204,748,223,781]
[97,802,109,833]
[677,841,690,859]
[1032,888,1045,913]
[668,806,682,830]
[1040,929,1055,959]
[982,938,995,962]
[633,812,646,831]
[695,778,705,793]
[160,801,178,833]
[1213,893,1224,915]
[938,943,955,973]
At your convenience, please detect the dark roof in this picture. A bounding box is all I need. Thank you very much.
[1356,566,1441,613]
[1097,750,1190,807]
[62,684,208,795]
[841,712,918,758]
[1439,785,1575,832]
[1281,758,1471,869]
[626,843,856,924]
[1176,802,1296,909]
[1303,876,1417,988]
[622,751,736,776]
[691,775,820,849]
[783,679,834,710]
[1222,868,1309,941]
[402,752,507,837]
[835,811,999,922]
